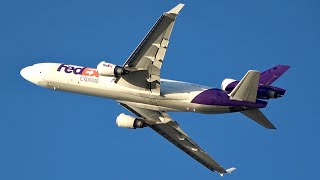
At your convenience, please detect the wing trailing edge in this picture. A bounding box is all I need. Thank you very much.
[117,4,184,95]
[119,102,235,175]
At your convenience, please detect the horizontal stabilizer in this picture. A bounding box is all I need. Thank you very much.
[260,65,291,85]
[241,109,276,129]
[229,70,260,102]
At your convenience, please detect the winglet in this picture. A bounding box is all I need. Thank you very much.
[167,4,185,15]
[226,167,237,173]
[219,167,236,177]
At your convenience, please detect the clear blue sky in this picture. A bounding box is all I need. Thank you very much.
[1,0,319,179]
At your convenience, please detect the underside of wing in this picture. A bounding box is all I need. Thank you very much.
[119,102,234,174]
[116,4,184,95]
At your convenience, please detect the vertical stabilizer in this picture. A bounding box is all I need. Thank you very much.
[229,70,260,102]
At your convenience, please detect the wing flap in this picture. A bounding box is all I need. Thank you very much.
[119,102,233,174]
[149,123,227,173]
[116,4,184,94]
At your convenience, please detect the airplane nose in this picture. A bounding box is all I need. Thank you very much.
[20,66,32,81]
[20,66,42,85]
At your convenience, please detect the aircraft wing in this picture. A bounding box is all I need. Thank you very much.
[119,102,235,175]
[116,4,184,95]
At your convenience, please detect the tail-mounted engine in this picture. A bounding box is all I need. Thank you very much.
[221,78,286,99]
[97,61,128,77]
[221,78,237,91]
[256,86,285,99]
[116,113,146,129]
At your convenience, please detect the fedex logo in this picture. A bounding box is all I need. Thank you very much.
[57,64,99,77]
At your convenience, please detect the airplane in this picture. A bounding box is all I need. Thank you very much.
[20,4,290,176]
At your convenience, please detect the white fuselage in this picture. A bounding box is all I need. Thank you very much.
[20,63,232,114]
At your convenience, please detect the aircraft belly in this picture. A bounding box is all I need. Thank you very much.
[44,77,231,114]
[192,104,232,114]
[156,100,231,114]
[43,79,179,109]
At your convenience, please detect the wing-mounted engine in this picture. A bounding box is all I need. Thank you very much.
[116,113,146,129]
[97,61,128,77]
[221,78,237,91]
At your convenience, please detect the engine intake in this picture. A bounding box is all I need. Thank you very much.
[116,113,146,129]
[97,61,127,77]
[221,78,237,91]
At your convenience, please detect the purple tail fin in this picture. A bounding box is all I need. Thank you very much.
[259,65,290,85]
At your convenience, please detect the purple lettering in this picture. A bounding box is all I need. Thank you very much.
[74,67,85,75]
[65,66,74,73]
[57,64,97,77]
[57,64,68,72]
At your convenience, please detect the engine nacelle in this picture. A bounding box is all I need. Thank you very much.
[116,113,146,129]
[97,61,127,77]
[258,87,283,99]
[221,78,237,91]
[220,78,285,99]
[268,90,280,98]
